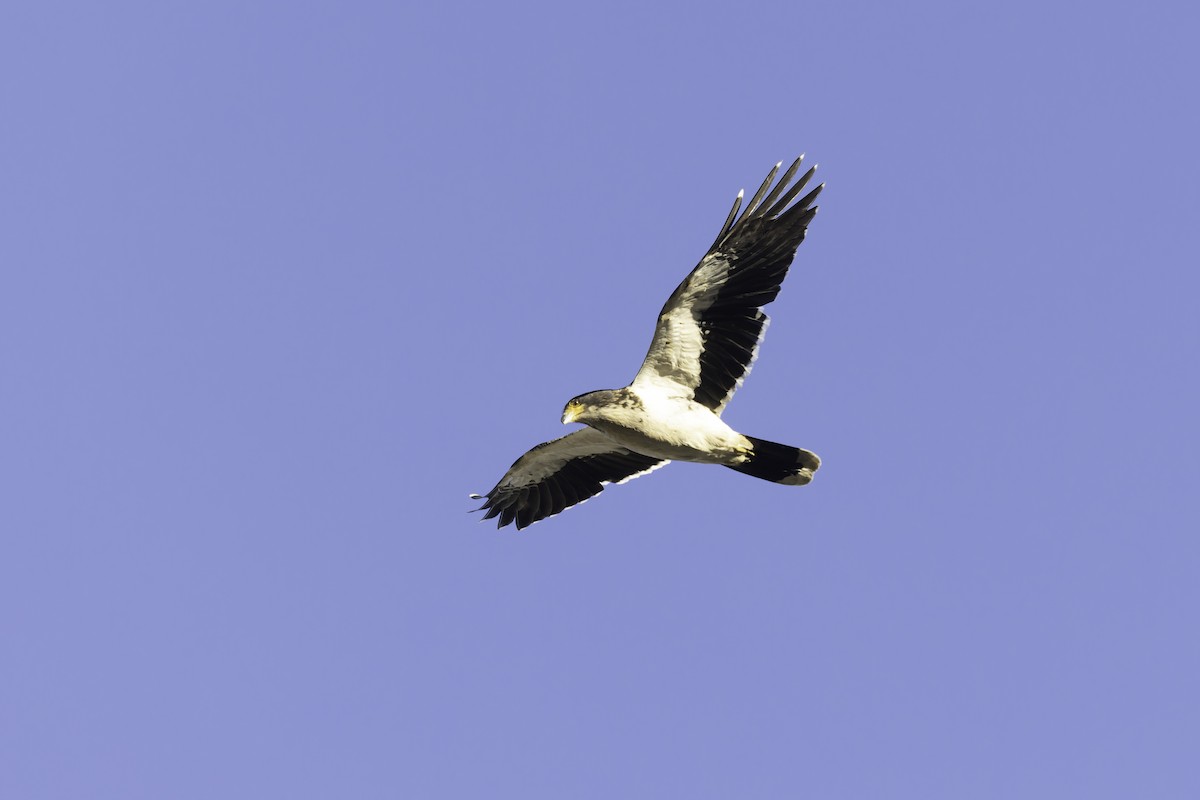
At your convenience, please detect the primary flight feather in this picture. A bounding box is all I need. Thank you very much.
[472,157,825,530]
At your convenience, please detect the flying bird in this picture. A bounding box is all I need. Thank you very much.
[472,157,825,529]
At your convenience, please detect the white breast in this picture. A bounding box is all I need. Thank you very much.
[593,388,750,464]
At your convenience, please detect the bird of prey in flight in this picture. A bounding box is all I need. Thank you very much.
[472,157,824,530]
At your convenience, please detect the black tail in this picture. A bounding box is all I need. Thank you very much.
[725,436,821,486]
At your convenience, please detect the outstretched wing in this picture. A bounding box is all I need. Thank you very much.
[632,157,823,413]
[471,428,668,530]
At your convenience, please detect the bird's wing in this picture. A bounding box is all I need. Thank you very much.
[471,428,668,530]
[632,157,823,413]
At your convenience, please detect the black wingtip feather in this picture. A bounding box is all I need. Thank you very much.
[712,159,821,254]
[757,156,804,216]
[741,162,781,219]
[711,193,743,251]
[763,165,818,219]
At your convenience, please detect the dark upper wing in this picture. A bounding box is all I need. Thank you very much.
[471,428,668,530]
[632,157,823,413]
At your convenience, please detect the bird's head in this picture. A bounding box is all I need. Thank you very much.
[561,391,612,425]
[561,397,588,425]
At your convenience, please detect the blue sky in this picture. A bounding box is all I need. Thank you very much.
[2,1,1198,797]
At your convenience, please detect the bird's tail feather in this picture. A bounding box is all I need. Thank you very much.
[725,436,820,486]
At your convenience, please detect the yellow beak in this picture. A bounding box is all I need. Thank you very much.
[562,402,582,424]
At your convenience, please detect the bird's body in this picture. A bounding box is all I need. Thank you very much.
[473,157,826,529]
[563,388,751,465]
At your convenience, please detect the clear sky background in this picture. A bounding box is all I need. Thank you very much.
[3,1,1198,797]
